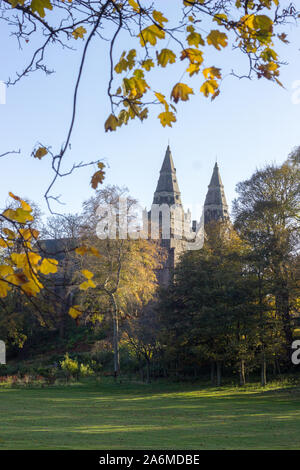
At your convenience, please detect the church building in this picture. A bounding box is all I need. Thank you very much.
[149,145,229,284]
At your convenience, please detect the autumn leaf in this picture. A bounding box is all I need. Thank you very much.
[0,265,14,278]
[91,162,105,189]
[180,48,204,65]
[128,0,139,12]
[139,25,165,47]
[278,33,289,44]
[186,26,205,48]
[69,305,83,319]
[30,0,53,18]
[142,59,154,71]
[79,279,96,291]
[81,269,94,279]
[72,26,87,40]
[171,83,194,104]
[203,67,222,80]
[200,79,219,97]
[157,49,176,67]
[3,208,34,224]
[0,281,11,298]
[158,111,176,128]
[206,30,228,50]
[8,192,32,212]
[75,245,101,257]
[39,258,58,275]
[253,15,273,33]
[105,114,118,132]
[34,147,48,159]
[115,50,136,74]
[152,10,168,26]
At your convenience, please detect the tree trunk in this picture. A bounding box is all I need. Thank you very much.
[146,359,150,384]
[210,361,216,385]
[111,294,120,378]
[276,288,293,360]
[239,360,246,386]
[216,361,222,387]
[261,351,267,387]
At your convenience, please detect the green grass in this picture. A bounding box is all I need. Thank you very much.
[1,379,300,449]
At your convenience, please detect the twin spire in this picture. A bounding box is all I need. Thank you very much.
[153,145,182,206]
[153,146,229,224]
[204,162,229,224]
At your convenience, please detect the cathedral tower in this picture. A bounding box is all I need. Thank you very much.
[204,162,229,225]
[150,146,188,285]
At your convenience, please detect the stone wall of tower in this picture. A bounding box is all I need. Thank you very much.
[149,146,188,286]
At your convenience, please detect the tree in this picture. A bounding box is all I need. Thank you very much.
[159,222,259,386]
[70,186,164,376]
[233,160,300,364]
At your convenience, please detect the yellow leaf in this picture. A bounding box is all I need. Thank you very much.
[79,280,96,291]
[186,63,200,77]
[0,281,11,298]
[105,114,119,132]
[69,306,83,320]
[171,83,194,104]
[152,10,168,26]
[0,265,14,278]
[30,0,52,18]
[128,0,139,11]
[34,147,48,159]
[158,111,176,128]
[187,31,204,48]
[200,79,219,97]
[3,228,16,240]
[206,30,228,50]
[253,15,273,33]
[91,163,105,189]
[19,228,39,241]
[157,49,176,67]
[72,26,87,40]
[203,67,222,80]
[39,258,58,275]
[213,14,228,25]
[180,48,203,65]
[139,25,165,47]
[154,92,167,105]
[3,208,33,224]
[8,193,32,212]
[115,49,136,74]
[81,269,94,280]
[142,59,154,71]
[22,278,42,296]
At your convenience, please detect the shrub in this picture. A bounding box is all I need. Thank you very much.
[60,353,79,381]
[80,363,94,377]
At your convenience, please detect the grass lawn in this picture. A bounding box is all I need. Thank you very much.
[1,379,300,450]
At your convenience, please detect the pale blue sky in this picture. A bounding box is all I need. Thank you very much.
[0,4,299,222]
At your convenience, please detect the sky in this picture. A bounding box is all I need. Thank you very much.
[0,2,299,224]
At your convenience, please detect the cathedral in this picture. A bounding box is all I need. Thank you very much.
[149,145,229,284]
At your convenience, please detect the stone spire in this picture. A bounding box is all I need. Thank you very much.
[204,162,229,224]
[152,145,182,206]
